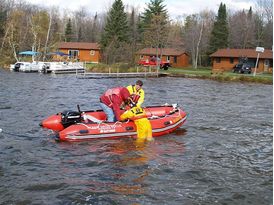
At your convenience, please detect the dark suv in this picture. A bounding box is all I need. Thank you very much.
[233,63,252,74]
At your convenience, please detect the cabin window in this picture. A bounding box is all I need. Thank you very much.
[230,57,234,64]
[69,50,79,59]
[216,57,221,63]
[269,59,273,67]
[140,55,144,59]
[166,56,170,62]
[264,59,270,66]
[173,56,177,63]
[90,50,95,56]
[247,59,256,68]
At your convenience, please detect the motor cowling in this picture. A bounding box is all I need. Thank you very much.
[61,110,82,128]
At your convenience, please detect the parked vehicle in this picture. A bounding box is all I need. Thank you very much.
[233,63,252,74]
[138,57,171,70]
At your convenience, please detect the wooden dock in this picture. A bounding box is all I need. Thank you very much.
[76,72,168,79]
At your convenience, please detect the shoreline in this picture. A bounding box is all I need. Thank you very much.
[165,73,273,85]
[2,67,272,85]
[159,67,273,85]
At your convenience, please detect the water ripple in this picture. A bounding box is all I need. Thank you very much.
[0,71,272,204]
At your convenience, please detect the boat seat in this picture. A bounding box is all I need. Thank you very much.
[83,114,102,123]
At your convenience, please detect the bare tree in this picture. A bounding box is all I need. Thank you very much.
[184,14,202,68]
[199,10,214,66]
[43,9,53,61]
[143,14,169,67]
[166,20,184,49]
[184,10,214,68]
[128,6,139,65]
[254,0,273,48]
[4,9,28,61]
[228,8,256,48]
[256,0,273,22]
[30,10,52,55]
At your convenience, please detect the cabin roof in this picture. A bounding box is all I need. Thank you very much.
[58,42,100,50]
[136,48,187,56]
[210,48,273,59]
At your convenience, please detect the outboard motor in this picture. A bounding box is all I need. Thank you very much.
[61,110,82,128]
[14,63,21,72]
[42,63,50,73]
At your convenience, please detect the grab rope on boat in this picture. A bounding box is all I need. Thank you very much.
[147,103,182,120]
[74,103,183,131]
[77,119,130,130]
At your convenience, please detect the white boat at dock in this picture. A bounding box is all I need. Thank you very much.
[40,62,85,74]
[10,61,45,72]
[10,61,85,74]
[9,51,44,72]
[9,50,85,74]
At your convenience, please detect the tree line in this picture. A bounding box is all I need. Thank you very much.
[0,0,272,67]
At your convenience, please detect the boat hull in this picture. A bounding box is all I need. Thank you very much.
[40,62,85,74]
[40,105,187,142]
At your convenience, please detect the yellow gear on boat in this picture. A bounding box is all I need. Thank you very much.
[120,106,152,141]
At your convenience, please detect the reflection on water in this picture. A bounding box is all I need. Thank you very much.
[56,137,187,197]
[0,70,272,204]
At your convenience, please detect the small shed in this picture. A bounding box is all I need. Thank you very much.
[136,48,189,68]
[57,42,100,63]
[210,48,273,73]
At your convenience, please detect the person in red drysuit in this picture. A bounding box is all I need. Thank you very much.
[99,87,131,122]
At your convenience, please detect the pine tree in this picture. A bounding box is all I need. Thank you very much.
[100,0,130,64]
[129,7,138,64]
[65,18,73,42]
[78,27,82,42]
[139,0,168,46]
[141,0,168,27]
[245,6,256,48]
[100,0,129,48]
[208,3,228,54]
[90,12,98,42]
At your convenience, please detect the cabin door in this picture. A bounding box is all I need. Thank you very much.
[264,59,269,72]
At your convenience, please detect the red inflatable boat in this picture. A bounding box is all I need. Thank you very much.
[40,104,187,142]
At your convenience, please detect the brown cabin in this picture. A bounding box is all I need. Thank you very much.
[210,48,273,73]
[57,42,100,63]
[136,48,189,68]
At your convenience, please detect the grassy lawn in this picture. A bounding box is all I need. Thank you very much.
[162,67,212,77]
[160,67,273,84]
[84,63,272,84]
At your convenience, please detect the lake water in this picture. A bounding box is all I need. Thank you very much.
[0,69,272,204]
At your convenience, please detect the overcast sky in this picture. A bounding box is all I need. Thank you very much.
[24,0,256,18]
